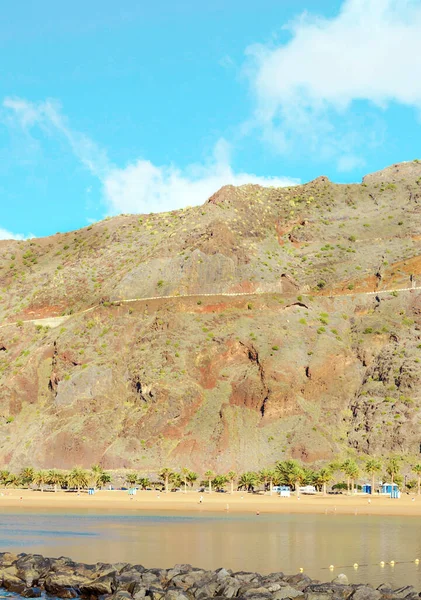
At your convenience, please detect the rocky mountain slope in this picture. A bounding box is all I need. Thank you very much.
[1,161,421,471]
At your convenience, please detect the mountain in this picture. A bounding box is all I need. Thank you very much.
[1,161,421,472]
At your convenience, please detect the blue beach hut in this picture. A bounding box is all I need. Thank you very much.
[381,483,400,498]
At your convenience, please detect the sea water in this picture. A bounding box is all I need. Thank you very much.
[1,509,421,590]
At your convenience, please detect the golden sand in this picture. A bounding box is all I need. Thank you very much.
[1,488,420,516]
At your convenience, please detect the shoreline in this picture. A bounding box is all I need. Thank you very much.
[1,488,421,517]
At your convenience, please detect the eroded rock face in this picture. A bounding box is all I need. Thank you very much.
[0,553,416,600]
[1,163,421,470]
[1,289,421,471]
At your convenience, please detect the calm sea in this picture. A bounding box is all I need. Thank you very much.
[1,509,421,591]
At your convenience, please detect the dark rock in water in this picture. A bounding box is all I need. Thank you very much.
[21,586,42,598]
[2,574,27,595]
[0,552,420,600]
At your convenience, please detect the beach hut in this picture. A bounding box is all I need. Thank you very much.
[278,486,291,498]
[362,484,371,494]
[381,483,400,498]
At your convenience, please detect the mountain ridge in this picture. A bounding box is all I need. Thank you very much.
[1,160,421,471]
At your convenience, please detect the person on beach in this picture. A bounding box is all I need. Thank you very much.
[199,495,203,503]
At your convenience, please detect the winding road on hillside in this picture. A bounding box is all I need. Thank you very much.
[1,284,420,330]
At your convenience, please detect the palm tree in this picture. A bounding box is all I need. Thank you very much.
[413,464,421,496]
[226,471,237,494]
[126,472,138,487]
[5,473,19,487]
[349,463,360,494]
[180,468,190,493]
[267,469,277,496]
[213,474,228,491]
[0,470,10,487]
[47,469,63,492]
[99,472,111,488]
[259,468,271,493]
[365,458,382,495]
[33,470,48,492]
[20,467,35,487]
[91,464,104,490]
[137,476,150,490]
[386,456,401,490]
[68,467,89,492]
[341,459,359,494]
[171,472,182,489]
[302,467,316,486]
[94,470,111,489]
[204,470,215,494]
[186,470,198,489]
[315,468,333,496]
[238,471,258,492]
[276,460,305,497]
[159,468,173,493]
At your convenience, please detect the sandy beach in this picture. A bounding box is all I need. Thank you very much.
[1,488,421,516]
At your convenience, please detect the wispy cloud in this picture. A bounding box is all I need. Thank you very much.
[3,97,110,178]
[245,0,421,166]
[3,98,299,217]
[0,227,29,241]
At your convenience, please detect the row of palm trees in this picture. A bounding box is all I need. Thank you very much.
[2,456,421,495]
[126,457,421,496]
[0,465,110,492]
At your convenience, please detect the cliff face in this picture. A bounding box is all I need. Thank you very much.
[1,161,421,471]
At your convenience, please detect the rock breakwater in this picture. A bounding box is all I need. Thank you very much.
[0,553,419,600]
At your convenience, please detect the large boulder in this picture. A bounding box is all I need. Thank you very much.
[351,587,382,600]
[44,572,90,598]
[273,585,303,599]
[80,572,117,596]
[15,553,51,586]
[2,573,27,594]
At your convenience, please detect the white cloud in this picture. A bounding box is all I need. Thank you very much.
[3,99,298,216]
[103,139,298,214]
[246,0,421,162]
[0,227,28,241]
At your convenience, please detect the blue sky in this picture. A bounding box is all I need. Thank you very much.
[1,0,421,239]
